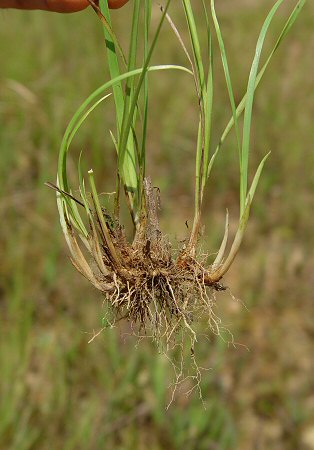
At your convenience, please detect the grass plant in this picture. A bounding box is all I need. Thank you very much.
[54,0,305,370]
[0,1,312,447]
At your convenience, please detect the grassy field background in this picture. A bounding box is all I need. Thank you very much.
[0,1,313,449]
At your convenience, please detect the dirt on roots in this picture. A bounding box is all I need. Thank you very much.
[67,178,226,349]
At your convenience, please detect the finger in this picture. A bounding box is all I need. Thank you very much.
[0,0,130,11]
[108,0,129,9]
[0,0,89,12]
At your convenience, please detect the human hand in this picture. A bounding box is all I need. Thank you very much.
[0,0,129,13]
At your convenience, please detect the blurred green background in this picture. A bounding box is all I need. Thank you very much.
[0,1,313,449]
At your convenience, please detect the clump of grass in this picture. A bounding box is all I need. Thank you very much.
[52,0,305,359]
